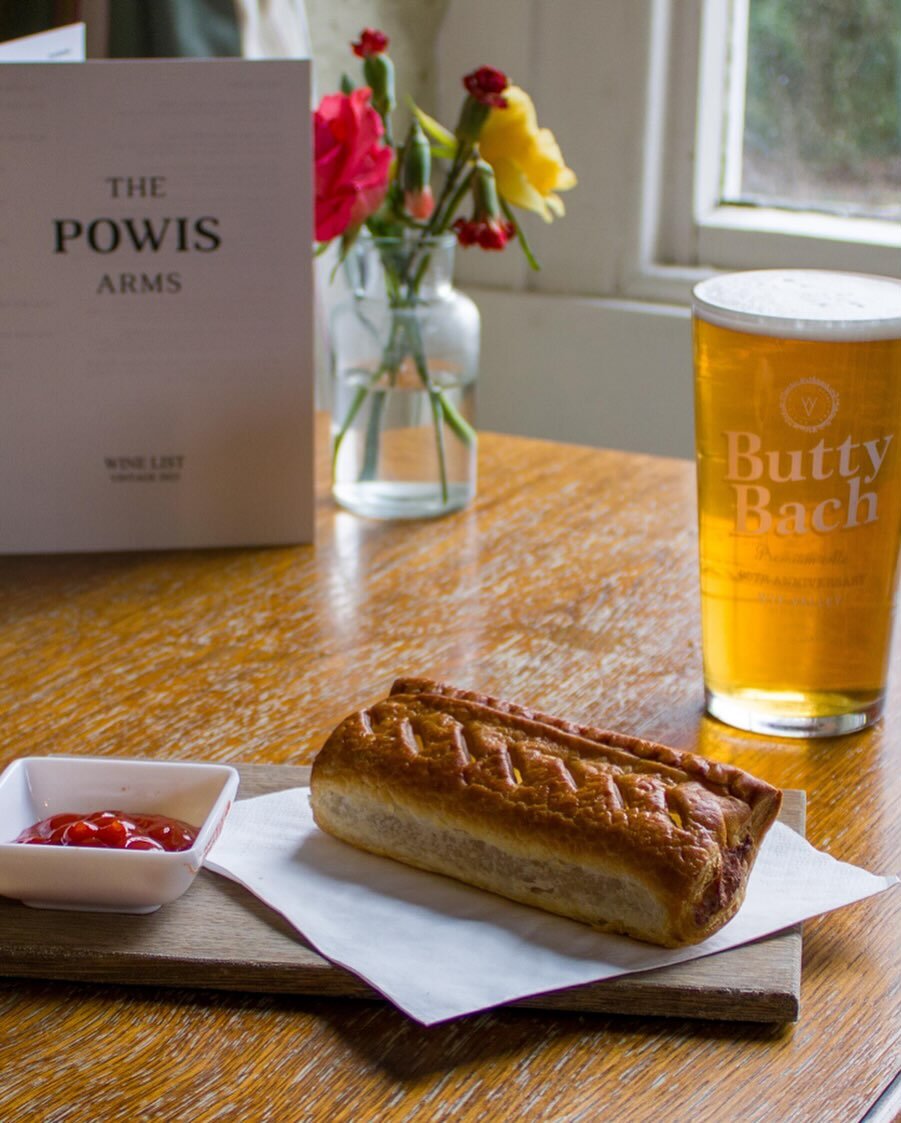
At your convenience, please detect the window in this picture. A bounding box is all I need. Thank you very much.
[440,0,901,306]
[727,0,901,222]
[658,0,901,293]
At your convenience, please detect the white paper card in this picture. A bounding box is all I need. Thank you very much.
[205,787,898,1025]
[0,58,313,551]
[0,24,85,62]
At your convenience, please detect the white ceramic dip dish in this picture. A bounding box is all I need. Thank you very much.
[0,756,239,913]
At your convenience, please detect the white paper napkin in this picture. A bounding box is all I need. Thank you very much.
[204,788,898,1025]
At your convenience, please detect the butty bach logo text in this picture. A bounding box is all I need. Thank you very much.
[726,431,893,535]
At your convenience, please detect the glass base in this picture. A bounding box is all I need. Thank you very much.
[704,687,884,739]
[333,480,474,520]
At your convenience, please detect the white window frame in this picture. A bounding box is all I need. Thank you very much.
[439,0,901,304]
[631,0,901,301]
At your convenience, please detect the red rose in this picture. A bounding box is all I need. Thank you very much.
[352,28,389,58]
[314,88,392,242]
[463,66,509,108]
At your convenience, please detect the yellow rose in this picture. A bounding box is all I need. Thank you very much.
[478,85,577,221]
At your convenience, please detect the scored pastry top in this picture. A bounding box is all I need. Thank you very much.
[313,678,782,890]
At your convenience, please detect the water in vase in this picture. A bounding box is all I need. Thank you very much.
[331,364,477,520]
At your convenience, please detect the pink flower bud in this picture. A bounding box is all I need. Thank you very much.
[404,186,435,221]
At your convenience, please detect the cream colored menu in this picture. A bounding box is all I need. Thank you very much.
[0,54,313,551]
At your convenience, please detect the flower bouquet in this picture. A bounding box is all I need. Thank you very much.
[315,28,575,518]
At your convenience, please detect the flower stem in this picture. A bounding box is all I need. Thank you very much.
[333,236,476,511]
[436,389,477,446]
[331,382,369,475]
[359,389,387,481]
[406,315,449,504]
[424,142,472,237]
[429,390,449,503]
[332,306,407,484]
[500,198,541,271]
[409,167,476,294]
[443,167,477,223]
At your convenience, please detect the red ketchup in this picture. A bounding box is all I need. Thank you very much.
[14,810,198,852]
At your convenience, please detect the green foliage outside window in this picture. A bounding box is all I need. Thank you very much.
[740,0,901,215]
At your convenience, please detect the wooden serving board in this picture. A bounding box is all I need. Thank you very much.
[0,764,804,1023]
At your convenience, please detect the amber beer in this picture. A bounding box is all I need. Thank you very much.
[692,270,901,737]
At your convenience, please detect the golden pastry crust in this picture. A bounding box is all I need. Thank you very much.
[310,679,782,946]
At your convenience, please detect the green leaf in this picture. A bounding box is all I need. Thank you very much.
[500,198,541,272]
[409,99,458,155]
[429,143,459,161]
[329,225,365,282]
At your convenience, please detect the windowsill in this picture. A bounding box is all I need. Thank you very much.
[699,204,901,248]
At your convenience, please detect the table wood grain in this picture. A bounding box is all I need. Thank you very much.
[0,425,897,1123]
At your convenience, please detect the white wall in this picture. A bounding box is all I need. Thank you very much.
[432,0,698,458]
[305,0,447,106]
[475,291,693,459]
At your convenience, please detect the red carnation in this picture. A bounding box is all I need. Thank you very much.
[452,216,516,251]
[463,66,508,108]
[352,28,389,58]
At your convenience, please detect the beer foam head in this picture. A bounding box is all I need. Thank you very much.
[693,270,901,340]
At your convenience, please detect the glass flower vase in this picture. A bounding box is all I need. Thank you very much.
[329,233,479,520]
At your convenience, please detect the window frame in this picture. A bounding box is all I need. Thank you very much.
[642,0,901,299]
[439,0,901,307]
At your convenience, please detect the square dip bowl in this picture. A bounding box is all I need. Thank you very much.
[0,756,239,913]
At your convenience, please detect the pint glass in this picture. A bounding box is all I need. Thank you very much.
[692,270,901,737]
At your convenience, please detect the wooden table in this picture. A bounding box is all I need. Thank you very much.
[0,430,897,1123]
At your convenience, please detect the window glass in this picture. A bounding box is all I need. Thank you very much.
[728,0,901,221]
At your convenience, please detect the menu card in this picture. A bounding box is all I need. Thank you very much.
[0,35,313,551]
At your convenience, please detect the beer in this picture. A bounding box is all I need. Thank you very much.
[692,270,901,736]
